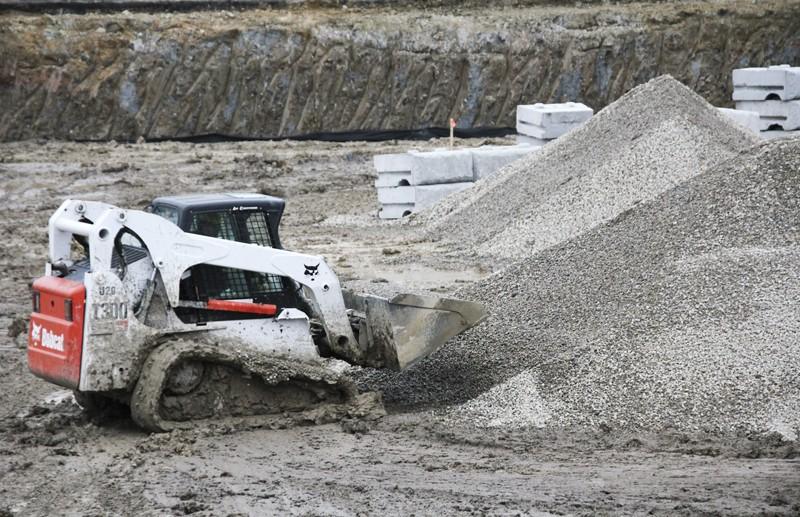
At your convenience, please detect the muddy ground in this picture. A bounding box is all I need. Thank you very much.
[1,138,798,515]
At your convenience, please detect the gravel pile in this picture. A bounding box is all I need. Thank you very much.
[366,138,800,437]
[420,76,760,263]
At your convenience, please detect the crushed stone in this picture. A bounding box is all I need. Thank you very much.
[418,75,761,264]
[445,370,563,429]
[365,138,800,437]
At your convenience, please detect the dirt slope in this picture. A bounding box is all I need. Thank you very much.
[2,0,800,141]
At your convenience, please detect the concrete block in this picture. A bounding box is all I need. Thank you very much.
[378,203,415,220]
[414,182,474,210]
[377,185,414,204]
[374,153,413,173]
[375,171,413,188]
[717,107,761,134]
[471,145,539,180]
[735,100,800,131]
[516,134,548,146]
[517,102,593,139]
[732,65,800,101]
[517,102,594,126]
[410,149,474,185]
[516,121,580,139]
[761,129,800,141]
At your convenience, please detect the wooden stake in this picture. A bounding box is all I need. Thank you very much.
[449,118,456,148]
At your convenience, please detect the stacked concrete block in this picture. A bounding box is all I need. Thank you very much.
[374,102,592,218]
[374,145,539,219]
[732,65,800,132]
[717,107,761,134]
[410,149,474,185]
[378,203,415,219]
[376,185,414,205]
[516,102,593,142]
[375,172,415,218]
[471,145,539,180]
[732,64,800,101]
[515,134,549,146]
[375,181,475,218]
[415,183,475,210]
[734,100,800,131]
[374,153,414,219]
[373,153,413,186]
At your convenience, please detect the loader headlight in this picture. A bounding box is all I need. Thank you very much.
[64,299,73,322]
[33,291,40,313]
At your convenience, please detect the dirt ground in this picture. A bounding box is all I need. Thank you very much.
[1,138,798,515]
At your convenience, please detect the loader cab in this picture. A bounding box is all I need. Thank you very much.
[147,193,302,324]
[148,193,286,249]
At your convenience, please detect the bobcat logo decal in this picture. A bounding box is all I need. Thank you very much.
[304,263,320,278]
[31,322,42,343]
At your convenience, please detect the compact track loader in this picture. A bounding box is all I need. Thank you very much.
[27,194,485,431]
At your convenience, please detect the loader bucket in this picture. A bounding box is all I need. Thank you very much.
[342,291,487,370]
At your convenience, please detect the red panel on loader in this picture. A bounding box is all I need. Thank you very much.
[207,298,278,316]
[28,276,86,389]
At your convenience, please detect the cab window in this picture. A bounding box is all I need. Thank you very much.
[189,210,273,246]
[152,205,179,226]
[176,208,297,324]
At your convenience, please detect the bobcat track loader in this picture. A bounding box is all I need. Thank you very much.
[27,194,485,432]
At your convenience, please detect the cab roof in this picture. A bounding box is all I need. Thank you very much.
[151,193,285,212]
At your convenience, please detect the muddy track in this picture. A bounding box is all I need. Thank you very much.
[130,337,379,432]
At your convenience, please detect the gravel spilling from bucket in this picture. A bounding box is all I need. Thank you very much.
[448,370,563,429]
[420,76,760,263]
[365,138,800,437]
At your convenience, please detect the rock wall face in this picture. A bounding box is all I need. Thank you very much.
[1,1,799,141]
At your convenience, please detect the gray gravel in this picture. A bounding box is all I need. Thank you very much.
[419,75,760,265]
[365,138,800,437]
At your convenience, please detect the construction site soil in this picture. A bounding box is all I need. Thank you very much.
[2,111,800,512]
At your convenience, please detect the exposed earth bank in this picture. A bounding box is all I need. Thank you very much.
[2,0,800,141]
